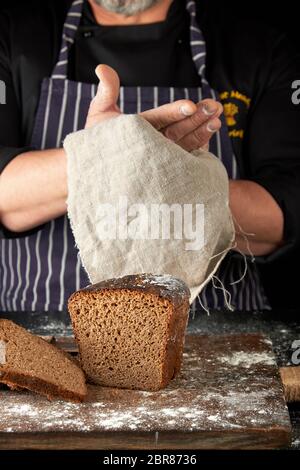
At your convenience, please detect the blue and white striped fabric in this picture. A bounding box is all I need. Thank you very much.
[0,0,270,312]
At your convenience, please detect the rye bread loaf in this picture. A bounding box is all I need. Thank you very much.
[0,320,87,402]
[68,274,190,391]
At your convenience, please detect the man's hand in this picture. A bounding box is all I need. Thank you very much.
[85,64,223,151]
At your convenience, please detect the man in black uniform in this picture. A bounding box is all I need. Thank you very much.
[0,0,299,312]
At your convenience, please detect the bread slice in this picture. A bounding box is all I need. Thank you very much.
[0,320,87,402]
[68,274,190,391]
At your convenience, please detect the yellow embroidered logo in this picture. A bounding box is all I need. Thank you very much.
[219,90,251,139]
[223,103,239,127]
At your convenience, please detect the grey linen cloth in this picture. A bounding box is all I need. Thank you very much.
[64,114,234,302]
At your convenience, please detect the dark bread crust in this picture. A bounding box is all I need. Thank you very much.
[69,274,190,390]
[0,371,86,403]
[79,273,190,309]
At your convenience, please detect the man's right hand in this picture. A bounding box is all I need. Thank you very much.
[86,64,223,152]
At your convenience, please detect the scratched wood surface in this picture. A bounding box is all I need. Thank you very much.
[0,334,291,449]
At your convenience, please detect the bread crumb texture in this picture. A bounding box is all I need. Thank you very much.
[0,320,87,402]
[68,274,190,391]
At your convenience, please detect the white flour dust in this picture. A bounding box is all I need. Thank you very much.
[0,335,289,436]
[218,352,276,367]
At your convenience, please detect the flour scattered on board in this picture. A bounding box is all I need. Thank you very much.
[218,352,276,367]
[0,335,290,436]
[28,321,73,335]
[0,386,284,433]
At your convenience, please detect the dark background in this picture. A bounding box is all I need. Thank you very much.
[0,0,299,310]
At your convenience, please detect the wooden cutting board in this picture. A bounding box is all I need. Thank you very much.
[0,334,291,450]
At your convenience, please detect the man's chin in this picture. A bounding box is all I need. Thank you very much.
[93,0,160,16]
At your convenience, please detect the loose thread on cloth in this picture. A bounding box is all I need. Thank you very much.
[209,242,237,261]
[212,275,234,311]
[232,214,256,263]
[204,217,257,310]
[196,294,210,317]
[190,204,258,314]
[194,242,237,315]
[228,216,256,286]
[230,247,248,286]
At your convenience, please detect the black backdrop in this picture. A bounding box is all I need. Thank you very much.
[0,0,299,310]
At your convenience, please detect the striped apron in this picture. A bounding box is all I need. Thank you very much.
[0,0,270,312]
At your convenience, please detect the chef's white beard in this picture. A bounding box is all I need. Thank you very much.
[93,0,160,16]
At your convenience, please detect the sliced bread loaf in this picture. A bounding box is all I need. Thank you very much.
[68,274,190,391]
[0,319,87,402]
